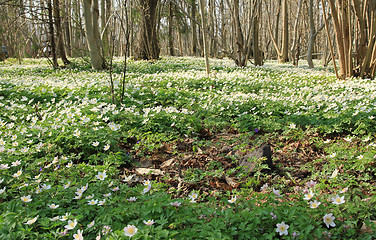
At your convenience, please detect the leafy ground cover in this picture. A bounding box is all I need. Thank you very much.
[0,57,375,239]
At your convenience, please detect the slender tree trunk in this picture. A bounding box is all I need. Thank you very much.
[101,0,107,55]
[307,0,316,68]
[220,0,226,55]
[106,0,112,34]
[53,0,70,65]
[252,0,263,66]
[321,0,340,79]
[100,0,111,56]
[47,0,58,68]
[208,0,215,56]
[232,0,245,66]
[328,0,347,78]
[129,0,134,57]
[83,0,106,70]
[199,0,210,75]
[64,0,72,56]
[353,0,367,66]
[280,0,288,63]
[274,0,281,58]
[74,0,81,54]
[191,0,198,56]
[291,0,303,67]
[134,0,160,60]
[168,0,174,56]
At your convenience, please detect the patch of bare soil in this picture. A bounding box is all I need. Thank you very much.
[119,133,330,198]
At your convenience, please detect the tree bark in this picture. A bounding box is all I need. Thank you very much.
[321,0,340,79]
[291,0,303,67]
[352,0,367,66]
[280,0,288,63]
[274,0,281,58]
[328,0,347,78]
[168,0,174,56]
[233,0,244,66]
[53,0,70,65]
[47,0,58,68]
[199,0,210,75]
[220,0,226,56]
[64,0,72,57]
[191,0,198,56]
[134,0,160,60]
[83,0,106,70]
[307,0,316,68]
[252,1,262,66]
[101,0,107,55]
[208,0,215,56]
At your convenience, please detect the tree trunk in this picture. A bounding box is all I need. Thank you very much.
[53,0,70,65]
[253,0,262,66]
[274,0,281,58]
[352,0,367,66]
[280,0,288,63]
[291,0,303,67]
[220,0,226,56]
[73,0,82,54]
[208,0,215,56]
[134,0,160,60]
[307,0,316,68]
[101,0,107,56]
[235,0,244,65]
[47,0,58,68]
[328,0,347,78]
[199,0,210,75]
[100,0,111,56]
[64,0,72,57]
[83,0,106,70]
[168,0,174,56]
[191,0,198,56]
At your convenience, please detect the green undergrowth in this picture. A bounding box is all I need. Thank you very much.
[0,57,375,239]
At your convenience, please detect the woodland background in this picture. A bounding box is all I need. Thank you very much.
[0,0,375,79]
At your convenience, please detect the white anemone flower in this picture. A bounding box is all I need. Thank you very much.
[276,222,289,236]
[21,195,32,203]
[123,225,138,237]
[87,221,95,228]
[65,219,78,230]
[143,220,155,226]
[303,191,314,201]
[87,199,98,205]
[12,170,22,178]
[170,201,181,207]
[95,172,107,181]
[25,216,38,225]
[48,203,59,209]
[228,196,237,204]
[323,213,336,228]
[309,200,321,208]
[332,195,345,205]
[73,229,84,240]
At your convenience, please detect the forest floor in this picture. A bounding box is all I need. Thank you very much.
[0,57,375,239]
